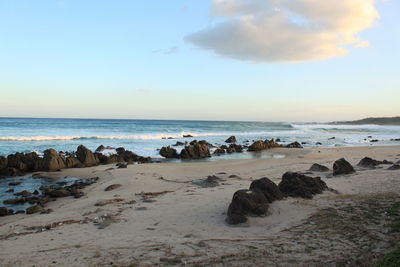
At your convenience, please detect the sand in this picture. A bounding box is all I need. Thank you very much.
[0,145,400,266]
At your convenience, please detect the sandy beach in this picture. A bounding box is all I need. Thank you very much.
[1,145,400,266]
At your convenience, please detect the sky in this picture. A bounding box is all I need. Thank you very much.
[0,0,399,122]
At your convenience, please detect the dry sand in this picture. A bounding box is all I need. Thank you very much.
[0,145,400,266]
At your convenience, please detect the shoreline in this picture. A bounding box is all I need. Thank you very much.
[0,145,400,266]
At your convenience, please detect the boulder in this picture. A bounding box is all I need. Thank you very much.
[37,149,66,171]
[45,189,71,198]
[65,157,84,168]
[227,189,269,220]
[249,177,283,203]
[105,184,122,191]
[225,136,237,143]
[333,158,355,176]
[26,205,44,214]
[0,156,7,170]
[286,142,303,148]
[309,163,330,172]
[0,167,24,177]
[227,144,243,153]
[388,164,400,170]
[0,207,13,216]
[15,190,32,197]
[225,214,248,225]
[7,152,39,172]
[159,146,179,158]
[172,141,184,146]
[357,157,383,168]
[180,141,210,159]
[248,141,268,152]
[213,147,225,155]
[76,145,99,167]
[265,139,282,148]
[278,172,328,199]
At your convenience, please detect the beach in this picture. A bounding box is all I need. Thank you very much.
[1,145,399,266]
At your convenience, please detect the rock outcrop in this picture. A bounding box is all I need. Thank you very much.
[278,172,328,199]
[249,177,283,203]
[36,149,66,171]
[225,136,237,143]
[309,163,329,172]
[333,158,355,176]
[180,141,210,159]
[285,142,303,148]
[76,145,100,167]
[159,146,179,158]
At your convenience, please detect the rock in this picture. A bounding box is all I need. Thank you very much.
[7,152,39,172]
[1,167,25,177]
[278,172,328,199]
[316,142,322,145]
[5,188,14,193]
[248,141,268,152]
[249,178,283,203]
[33,190,39,195]
[15,190,32,197]
[192,175,221,187]
[225,214,248,225]
[45,189,71,198]
[116,163,127,168]
[65,157,84,168]
[357,157,384,168]
[388,164,400,170]
[225,136,237,143]
[37,149,66,171]
[333,158,355,176]
[213,147,225,155]
[226,144,241,153]
[159,146,179,158]
[76,145,99,167]
[226,189,269,223]
[3,198,27,205]
[309,163,330,172]
[266,139,282,148]
[0,156,7,170]
[286,142,303,148]
[328,137,335,140]
[26,205,44,214]
[8,181,21,186]
[105,184,122,191]
[95,145,106,152]
[180,141,210,159]
[172,141,184,146]
[183,134,193,138]
[0,207,13,216]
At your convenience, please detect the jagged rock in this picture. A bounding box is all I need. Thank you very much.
[183,134,193,138]
[105,184,122,191]
[26,205,44,214]
[6,188,14,193]
[180,141,210,159]
[65,157,84,168]
[7,152,39,172]
[333,158,355,176]
[15,190,32,197]
[37,149,66,171]
[76,145,99,167]
[226,189,269,220]
[248,141,268,151]
[357,157,384,168]
[225,136,237,143]
[388,164,400,170]
[1,167,24,177]
[8,181,21,186]
[0,156,7,170]
[172,141,184,146]
[0,207,13,216]
[278,172,328,199]
[249,177,283,203]
[45,189,71,198]
[95,145,106,152]
[265,139,282,148]
[309,163,330,172]
[286,142,303,148]
[160,146,179,158]
[213,147,225,155]
[227,144,243,153]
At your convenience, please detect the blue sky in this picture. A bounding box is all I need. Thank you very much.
[0,0,399,122]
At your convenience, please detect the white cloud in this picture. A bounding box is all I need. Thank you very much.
[185,0,379,62]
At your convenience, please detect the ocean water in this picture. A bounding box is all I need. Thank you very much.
[0,117,400,158]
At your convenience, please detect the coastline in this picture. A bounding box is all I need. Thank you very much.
[0,145,400,266]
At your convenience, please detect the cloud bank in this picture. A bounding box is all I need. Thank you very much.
[185,0,379,62]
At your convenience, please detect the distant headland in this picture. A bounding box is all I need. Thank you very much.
[332,116,400,125]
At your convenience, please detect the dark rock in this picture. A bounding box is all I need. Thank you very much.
[309,163,330,172]
[180,141,210,159]
[192,175,221,187]
[37,149,66,171]
[1,167,25,177]
[333,158,355,176]
[370,139,379,142]
[95,145,106,152]
[7,152,39,172]
[226,189,269,222]
[227,144,243,153]
[172,141,184,146]
[105,184,122,191]
[40,208,53,214]
[357,157,383,168]
[8,181,21,186]
[0,156,7,170]
[328,137,335,140]
[26,205,44,214]
[213,147,225,155]
[286,142,303,148]
[225,214,248,225]
[183,134,193,138]
[33,190,39,195]
[160,146,179,158]
[249,178,283,203]
[316,142,322,145]
[76,145,99,167]
[45,189,71,198]
[6,188,14,193]
[3,198,26,205]
[278,172,328,199]
[65,157,84,168]
[117,163,128,168]
[15,190,32,197]
[0,207,13,216]
[248,141,268,152]
[388,164,400,170]
[382,160,394,165]
[225,136,237,143]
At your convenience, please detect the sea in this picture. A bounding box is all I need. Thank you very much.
[1,117,400,159]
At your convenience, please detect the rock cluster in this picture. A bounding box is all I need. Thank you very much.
[0,145,150,178]
[226,173,327,225]
[160,140,211,159]
[357,157,393,169]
